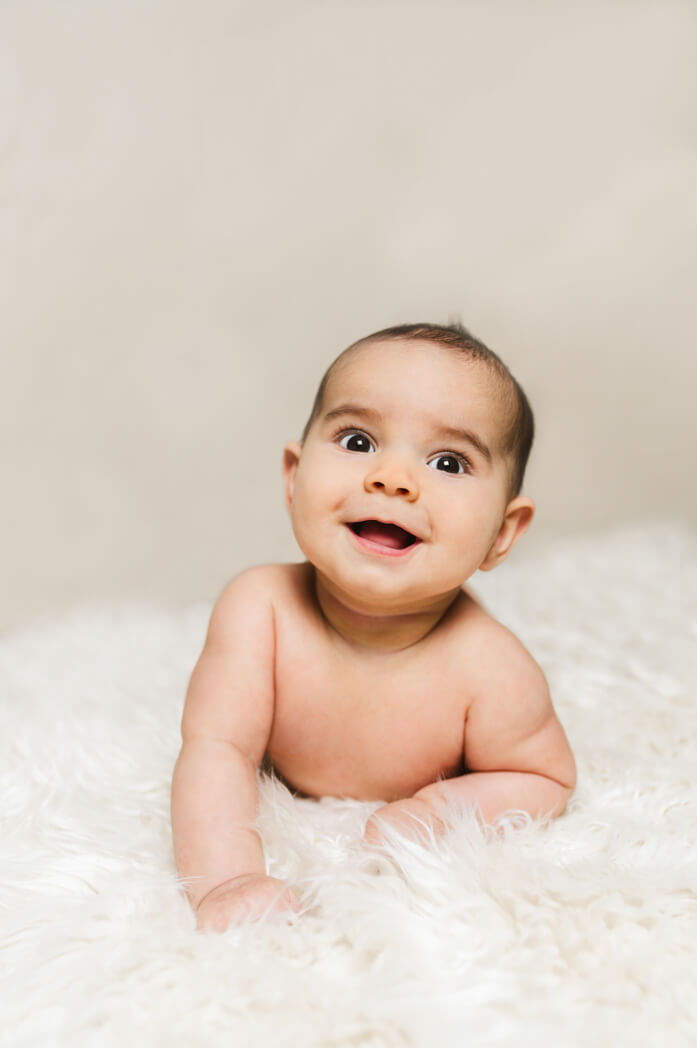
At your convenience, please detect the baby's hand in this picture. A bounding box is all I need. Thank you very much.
[363,797,449,847]
[194,873,301,932]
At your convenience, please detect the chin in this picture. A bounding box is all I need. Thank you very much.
[331,565,434,610]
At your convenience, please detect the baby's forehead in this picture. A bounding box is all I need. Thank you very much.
[318,343,517,466]
[326,340,509,415]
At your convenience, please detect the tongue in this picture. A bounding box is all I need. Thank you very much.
[357,521,412,549]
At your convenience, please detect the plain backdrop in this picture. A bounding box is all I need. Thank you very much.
[1,0,696,634]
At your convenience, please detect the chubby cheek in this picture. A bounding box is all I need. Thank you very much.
[288,457,346,553]
[434,498,500,570]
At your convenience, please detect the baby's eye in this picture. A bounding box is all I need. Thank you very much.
[427,453,469,475]
[338,430,376,454]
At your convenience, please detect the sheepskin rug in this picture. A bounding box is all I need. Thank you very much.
[2,525,696,1047]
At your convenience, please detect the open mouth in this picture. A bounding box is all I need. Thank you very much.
[347,520,420,551]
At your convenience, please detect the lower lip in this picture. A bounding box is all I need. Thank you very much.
[345,525,423,559]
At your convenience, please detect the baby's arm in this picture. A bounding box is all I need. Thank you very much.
[171,569,299,931]
[365,629,576,843]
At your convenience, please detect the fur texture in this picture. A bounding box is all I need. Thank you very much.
[1,526,696,1046]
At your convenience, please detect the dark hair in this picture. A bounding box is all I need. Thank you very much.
[301,321,535,497]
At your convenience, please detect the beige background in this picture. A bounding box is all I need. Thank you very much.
[1,0,695,634]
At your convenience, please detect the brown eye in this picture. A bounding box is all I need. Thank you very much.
[339,431,375,454]
[428,454,466,474]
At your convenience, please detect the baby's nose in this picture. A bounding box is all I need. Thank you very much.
[364,456,419,500]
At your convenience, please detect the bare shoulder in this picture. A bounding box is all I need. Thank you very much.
[455,589,576,789]
[181,564,290,754]
[449,587,554,739]
[456,585,549,700]
[215,562,305,601]
[209,562,309,639]
[226,561,312,607]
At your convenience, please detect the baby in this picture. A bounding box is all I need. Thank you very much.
[171,322,577,932]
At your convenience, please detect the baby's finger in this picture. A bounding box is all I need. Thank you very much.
[276,887,302,922]
[276,888,299,911]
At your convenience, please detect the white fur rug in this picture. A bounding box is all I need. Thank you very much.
[2,526,696,1047]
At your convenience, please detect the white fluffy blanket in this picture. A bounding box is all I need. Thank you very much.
[2,526,696,1046]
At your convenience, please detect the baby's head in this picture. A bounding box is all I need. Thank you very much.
[300,322,534,501]
[283,322,537,609]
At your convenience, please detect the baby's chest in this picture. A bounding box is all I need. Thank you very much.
[267,638,468,802]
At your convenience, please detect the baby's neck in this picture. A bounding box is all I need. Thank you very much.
[312,569,461,655]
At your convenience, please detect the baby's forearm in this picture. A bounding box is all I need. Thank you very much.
[171,738,265,909]
[416,770,573,825]
[364,770,573,847]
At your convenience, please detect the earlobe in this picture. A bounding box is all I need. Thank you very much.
[282,441,302,510]
[479,496,535,572]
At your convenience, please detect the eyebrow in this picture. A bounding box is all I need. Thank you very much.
[321,403,493,464]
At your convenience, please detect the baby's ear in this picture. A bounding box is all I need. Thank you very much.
[479,496,535,572]
[282,441,303,510]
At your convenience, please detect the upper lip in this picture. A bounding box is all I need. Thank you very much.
[347,516,424,542]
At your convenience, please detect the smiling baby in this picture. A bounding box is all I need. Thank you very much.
[171,322,577,932]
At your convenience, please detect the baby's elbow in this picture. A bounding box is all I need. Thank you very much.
[562,749,578,794]
[555,784,573,817]
[548,734,577,795]
[536,748,577,818]
[551,757,577,816]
